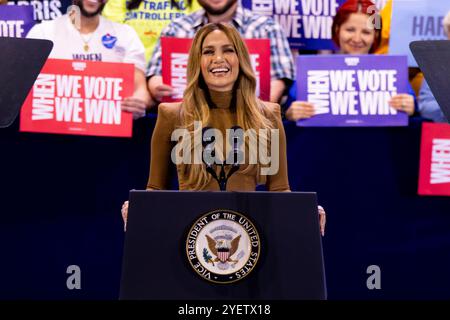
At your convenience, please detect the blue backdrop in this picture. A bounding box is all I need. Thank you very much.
[0,116,449,299]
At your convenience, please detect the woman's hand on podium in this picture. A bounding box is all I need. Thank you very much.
[318,205,326,237]
[121,201,129,232]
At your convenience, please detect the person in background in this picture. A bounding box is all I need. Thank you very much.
[27,0,152,119]
[285,0,416,122]
[418,10,450,123]
[102,0,200,62]
[146,0,294,107]
[122,22,326,234]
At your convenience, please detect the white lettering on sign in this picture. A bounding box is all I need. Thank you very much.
[31,73,124,124]
[306,68,399,116]
[430,139,450,184]
[0,20,25,37]
[32,73,55,120]
[171,53,188,99]
[307,70,330,115]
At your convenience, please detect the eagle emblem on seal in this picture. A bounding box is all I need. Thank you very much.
[204,234,241,266]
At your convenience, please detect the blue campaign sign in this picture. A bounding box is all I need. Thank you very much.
[242,0,347,50]
[7,0,72,23]
[389,0,449,67]
[0,5,35,37]
[296,54,409,127]
[242,0,388,50]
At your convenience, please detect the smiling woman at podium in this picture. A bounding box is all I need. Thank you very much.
[121,22,326,233]
[149,23,289,192]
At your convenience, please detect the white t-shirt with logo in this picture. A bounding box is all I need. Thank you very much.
[27,15,146,72]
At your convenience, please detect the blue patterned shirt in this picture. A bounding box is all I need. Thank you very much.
[419,79,446,123]
[146,4,294,82]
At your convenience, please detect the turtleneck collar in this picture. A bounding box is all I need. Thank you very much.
[209,89,233,109]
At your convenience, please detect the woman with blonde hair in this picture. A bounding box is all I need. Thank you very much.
[122,22,326,233]
[149,22,289,191]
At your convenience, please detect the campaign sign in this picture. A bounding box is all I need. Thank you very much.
[20,59,134,137]
[418,122,450,196]
[7,0,72,23]
[296,54,409,127]
[161,37,271,102]
[390,0,448,67]
[0,5,35,37]
[242,0,346,50]
[241,0,389,50]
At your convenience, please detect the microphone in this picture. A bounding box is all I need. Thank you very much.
[201,126,243,191]
[202,127,220,185]
[223,126,242,187]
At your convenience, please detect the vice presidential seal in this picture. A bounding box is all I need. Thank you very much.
[186,209,261,284]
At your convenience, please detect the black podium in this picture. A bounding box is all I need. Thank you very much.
[120,191,326,300]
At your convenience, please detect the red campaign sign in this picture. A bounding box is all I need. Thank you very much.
[161,37,271,102]
[20,59,134,137]
[418,122,450,196]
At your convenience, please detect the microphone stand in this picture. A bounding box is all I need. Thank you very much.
[218,161,240,191]
[205,161,239,191]
[217,130,241,191]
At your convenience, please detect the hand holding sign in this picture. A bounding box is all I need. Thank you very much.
[388,93,415,116]
[148,75,174,103]
[285,101,316,121]
[121,97,147,120]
